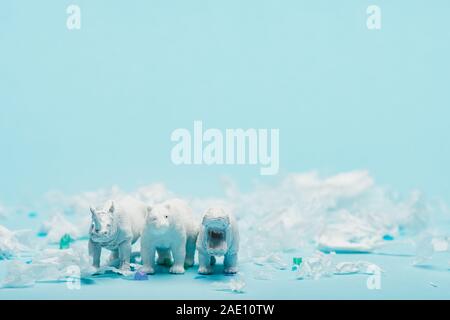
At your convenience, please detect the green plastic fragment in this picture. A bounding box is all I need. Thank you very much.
[59,233,73,249]
[293,257,302,266]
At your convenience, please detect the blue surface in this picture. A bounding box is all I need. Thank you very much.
[1,240,450,300]
[1,1,450,299]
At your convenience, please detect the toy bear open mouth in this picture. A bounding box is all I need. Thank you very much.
[206,228,227,254]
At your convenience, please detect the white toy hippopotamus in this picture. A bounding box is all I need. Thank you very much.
[88,197,146,271]
[197,207,239,274]
[140,199,198,274]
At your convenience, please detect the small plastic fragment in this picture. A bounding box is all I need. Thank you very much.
[0,245,96,288]
[296,251,334,280]
[59,234,73,249]
[28,211,38,218]
[431,237,449,252]
[212,276,246,293]
[413,234,434,266]
[38,214,80,244]
[382,234,394,241]
[133,270,148,281]
[93,266,134,277]
[253,253,288,270]
[334,261,381,275]
[291,257,303,271]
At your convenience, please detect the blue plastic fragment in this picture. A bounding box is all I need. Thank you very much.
[134,271,148,281]
[28,211,38,218]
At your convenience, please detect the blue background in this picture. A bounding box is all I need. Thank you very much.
[1,0,449,205]
[0,1,449,299]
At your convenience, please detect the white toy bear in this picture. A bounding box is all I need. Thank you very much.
[197,207,239,274]
[140,198,198,274]
[89,197,146,271]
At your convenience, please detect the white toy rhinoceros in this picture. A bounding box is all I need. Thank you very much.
[88,197,146,271]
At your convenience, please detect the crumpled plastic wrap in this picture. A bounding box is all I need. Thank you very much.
[213,171,431,257]
[38,214,81,243]
[36,171,434,262]
[0,225,33,259]
[317,212,385,253]
[334,261,381,275]
[296,251,335,280]
[252,253,288,270]
[295,251,382,279]
[0,244,96,288]
[412,233,450,266]
[45,184,172,216]
[212,275,246,293]
[0,170,438,288]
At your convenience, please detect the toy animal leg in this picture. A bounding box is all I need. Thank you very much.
[89,240,102,268]
[198,251,213,275]
[108,250,120,267]
[141,241,156,274]
[156,248,173,266]
[118,240,132,271]
[224,252,238,274]
[169,242,186,274]
[184,236,196,268]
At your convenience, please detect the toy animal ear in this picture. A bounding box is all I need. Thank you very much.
[108,201,115,214]
[90,207,100,229]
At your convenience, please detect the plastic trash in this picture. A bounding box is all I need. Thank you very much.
[28,211,38,218]
[133,271,148,280]
[413,234,434,266]
[212,276,246,293]
[292,257,302,271]
[253,253,288,270]
[59,234,73,249]
[334,261,381,275]
[0,225,32,259]
[296,251,334,280]
[38,214,81,243]
[0,244,95,288]
[1,260,36,288]
[431,237,449,252]
[317,213,384,253]
[94,266,134,277]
